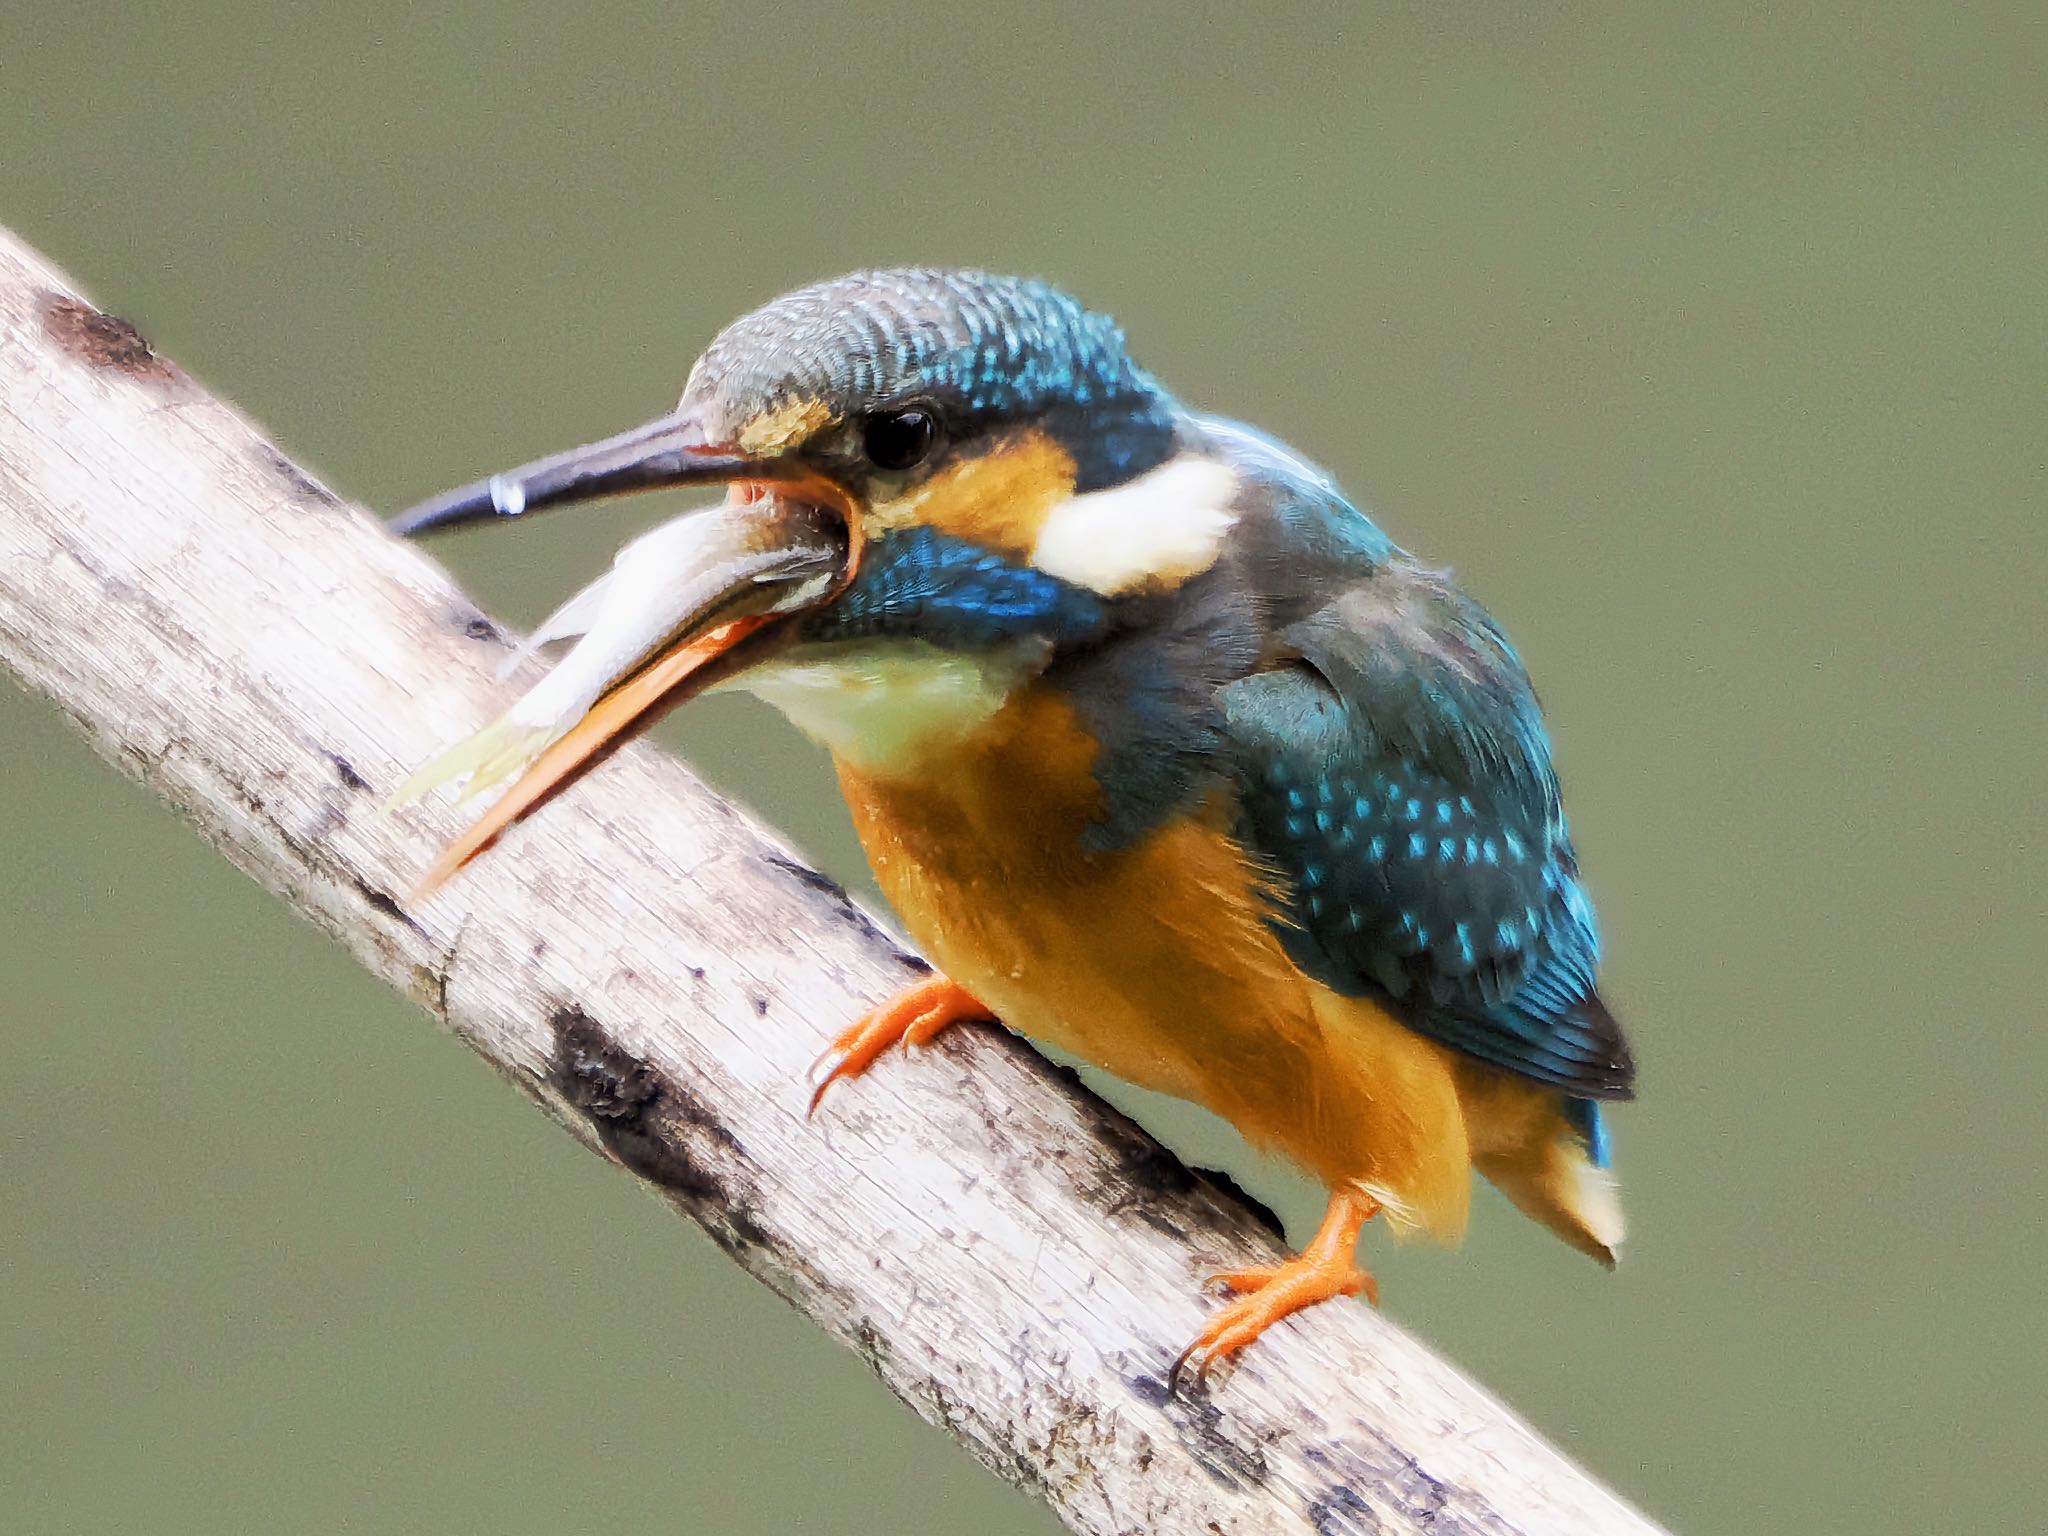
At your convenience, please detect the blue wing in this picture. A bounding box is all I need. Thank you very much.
[1204,418,1634,1099]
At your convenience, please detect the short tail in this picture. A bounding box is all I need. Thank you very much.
[1477,1098,1625,1266]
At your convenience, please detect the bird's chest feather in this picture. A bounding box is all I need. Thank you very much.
[835,684,1476,1228]
[834,685,1313,1103]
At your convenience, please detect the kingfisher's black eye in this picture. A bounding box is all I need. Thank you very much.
[861,407,940,471]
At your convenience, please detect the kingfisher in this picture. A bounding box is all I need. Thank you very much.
[390,269,1635,1380]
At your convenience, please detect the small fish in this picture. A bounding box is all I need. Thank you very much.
[394,495,842,809]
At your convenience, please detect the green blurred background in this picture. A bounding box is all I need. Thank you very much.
[1,4,2040,1532]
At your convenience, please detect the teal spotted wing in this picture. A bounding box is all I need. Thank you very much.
[1219,568,1634,1099]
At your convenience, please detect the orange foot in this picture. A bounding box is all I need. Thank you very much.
[1172,1188,1381,1390]
[807,973,993,1115]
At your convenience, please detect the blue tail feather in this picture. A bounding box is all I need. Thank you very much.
[1564,1097,1613,1169]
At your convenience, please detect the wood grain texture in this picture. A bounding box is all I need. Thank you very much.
[0,225,1666,1536]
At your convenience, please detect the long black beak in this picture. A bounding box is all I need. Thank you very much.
[389,412,762,537]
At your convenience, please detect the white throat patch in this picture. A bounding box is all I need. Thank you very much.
[734,640,1042,773]
[1029,455,1241,595]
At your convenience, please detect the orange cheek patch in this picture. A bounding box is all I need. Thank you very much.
[867,429,1078,557]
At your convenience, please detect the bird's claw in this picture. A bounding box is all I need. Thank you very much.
[805,974,991,1115]
[1170,1189,1381,1393]
[1172,1254,1372,1391]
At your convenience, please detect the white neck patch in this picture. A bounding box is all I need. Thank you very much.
[1029,455,1241,596]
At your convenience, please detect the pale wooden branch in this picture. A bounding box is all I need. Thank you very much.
[0,224,1665,1536]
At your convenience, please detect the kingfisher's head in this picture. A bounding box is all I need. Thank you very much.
[397,268,1219,576]
[680,268,1181,504]
[394,270,1251,880]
